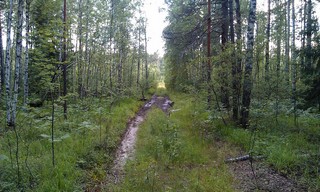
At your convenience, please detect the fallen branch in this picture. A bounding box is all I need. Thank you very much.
[225,155,265,163]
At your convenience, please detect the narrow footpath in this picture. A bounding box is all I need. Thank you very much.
[109,95,173,183]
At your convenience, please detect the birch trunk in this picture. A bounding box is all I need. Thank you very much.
[24,0,31,106]
[240,0,257,128]
[265,0,271,81]
[63,0,67,119]
[11,0,24,126]
[5,0,13,126]
[285,0,290,83]
[0,10,3,97]
[207,0,212,108]
[144,22,148,87]
[77,0,84,98]
[292,0,297,125]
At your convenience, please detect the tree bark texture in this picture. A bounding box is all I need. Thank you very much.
[240,0,257,128]
[5,0,13,126]
[11,0,24,126]
[233,0,242,121]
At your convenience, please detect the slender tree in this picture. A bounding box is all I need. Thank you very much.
[265,0,271,81]
[292,0,297,125]
[305,0,312,72]
[11,0,24,126]
[5,0,13,126]
[233,0,242,121]
[221,0,230,109]
[77,0,84,98]
[240,0,257,128]
[0,9,3,98]
[24,0,31,105]
[62,0,67,119]
[285,0,290,83]
[207,0,212,107]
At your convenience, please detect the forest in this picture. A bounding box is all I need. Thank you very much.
[0,0,319,191]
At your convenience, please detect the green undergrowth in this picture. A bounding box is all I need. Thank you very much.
[209,104,320,191]
[110,93,234,192]
[0,96,143,191]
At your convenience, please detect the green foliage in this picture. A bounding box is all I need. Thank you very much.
[111,92,234,191]
[0,97,142,191]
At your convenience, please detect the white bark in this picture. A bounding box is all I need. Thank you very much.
[240,0,257,127]
[11,0,24,125]
[5,0,13,125]
[24,0,31,106]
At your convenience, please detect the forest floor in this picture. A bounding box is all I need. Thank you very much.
[228,154,306,191]
[93,92,307,191]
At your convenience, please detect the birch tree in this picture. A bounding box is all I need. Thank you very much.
[233,0,242,121]
[11,0,24,126]
[5,0,13,126]
[0,9,3,99]
[265,0,270,81]
[240,0,257,128]
[291,0,297,124]
[62,0,67,119]
[24,0,31,105]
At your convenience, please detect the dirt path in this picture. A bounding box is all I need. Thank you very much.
[109,95,173,183]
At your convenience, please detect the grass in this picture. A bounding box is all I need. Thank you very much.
[209,101,320,191]
[110,92,235,191]
[0,96,143,191]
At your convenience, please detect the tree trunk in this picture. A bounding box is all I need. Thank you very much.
[275,1,282,123]
[305,0,312,72]
[240,0,257,128]
[63,0,67,119]
[78,0,84,98]
[5,0,13,126]
[11,0,24,126]
[0,10,3,98]
[109,0,114,91]
[207,0,212,108]
[221,0,230,109]
[85,0,90,93]
[265,0,271,81]
[233,0,242,121]
[144,22,148,88]
[291,0,297,125]
[24,0,31,106]
[137,20,141,87]
[285,0,290,83]
[230,0,238,120]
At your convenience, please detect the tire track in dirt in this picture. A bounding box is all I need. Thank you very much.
[110,95,173,183]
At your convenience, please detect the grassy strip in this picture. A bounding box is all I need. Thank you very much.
[0,97,143,191]
[111,92,234,192]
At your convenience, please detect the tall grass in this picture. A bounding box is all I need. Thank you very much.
[0,97,143,191]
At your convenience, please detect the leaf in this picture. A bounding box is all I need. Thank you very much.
[0,154,9,161]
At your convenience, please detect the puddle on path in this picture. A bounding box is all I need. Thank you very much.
[110,95,173,183]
